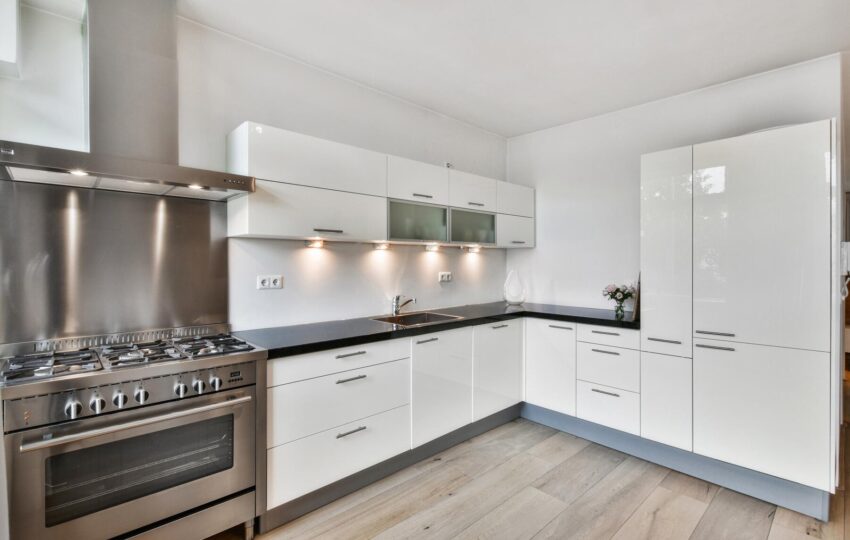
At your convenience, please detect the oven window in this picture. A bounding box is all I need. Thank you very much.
[44,415,234,527]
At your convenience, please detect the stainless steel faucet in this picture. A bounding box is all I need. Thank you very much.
[391,295,417,316]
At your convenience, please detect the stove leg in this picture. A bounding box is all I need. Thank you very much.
[244,519,255,540]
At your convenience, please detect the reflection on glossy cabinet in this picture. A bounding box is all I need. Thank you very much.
[473,319,523,420]
[449,169,497,211]
[388,155,449,205]
[525,318,576,415]
[640,352,691,451]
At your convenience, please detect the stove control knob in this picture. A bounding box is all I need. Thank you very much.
[89,396,106,414]
[134,388,150,404]
[174,383,188,398]
[64,400,83,419]
[113,392,129,408]
[193,380,206,394]
[209,376,223,391]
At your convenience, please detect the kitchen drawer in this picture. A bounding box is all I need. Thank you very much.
[577,324,639,350]
[267,339,410,387]
[576,380,639,435]
[268,358,410,448]
[267,405,411,508]
[577,342,640,392]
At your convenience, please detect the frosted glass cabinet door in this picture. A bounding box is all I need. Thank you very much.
[388,200,448,242]
[692,120,831,352]
[450,209,495,245]
[640,146,692,357]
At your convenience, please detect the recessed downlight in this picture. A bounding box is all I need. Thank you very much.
[305,239,324,248]
[69,169,88,176]
[425,244,439,252]
[188,184,203,190]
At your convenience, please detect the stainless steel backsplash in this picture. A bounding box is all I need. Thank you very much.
[0,181,228,344]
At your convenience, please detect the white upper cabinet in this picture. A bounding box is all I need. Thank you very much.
[497,214,535,248]
[227,121,387,197]
[693,120,832,352]
[387,156,449,205]
[497,181,535,217]
[640,146,692,357]
[473,319,523,420]
[525,318,576,415]
[449,169,497,211]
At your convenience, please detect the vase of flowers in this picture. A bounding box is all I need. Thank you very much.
[603,283,636,321]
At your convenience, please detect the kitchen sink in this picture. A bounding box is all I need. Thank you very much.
[372,311,463,328]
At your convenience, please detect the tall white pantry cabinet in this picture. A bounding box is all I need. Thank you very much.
[640,119,840,492]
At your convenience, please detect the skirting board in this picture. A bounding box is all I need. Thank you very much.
[258,404,522,534]
[521,403,831,522]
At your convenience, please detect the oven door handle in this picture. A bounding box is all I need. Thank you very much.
[19,395,252,453]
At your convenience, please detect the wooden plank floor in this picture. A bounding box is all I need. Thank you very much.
[211,417,849,540]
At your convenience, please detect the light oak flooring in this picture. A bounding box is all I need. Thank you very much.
[211,417,849,540]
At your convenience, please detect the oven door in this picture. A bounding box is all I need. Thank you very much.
[6,387,255,540]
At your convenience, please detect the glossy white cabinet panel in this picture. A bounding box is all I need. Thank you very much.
[576,324,640,350]
[496,214,535,248]
[640,352,692,451]
[412,328,473,447]
[267,405,410,507]
[387,155,449,205]
[473,319,523,420]
[525,318,576,415]
[267,339,410,387]
[227,121,387,197]
[228,180,387,242]
[496,181,535,218]
[267,358,410,448]
[576,380,640,435]
[576,342,640,393]
[449,169,497,211]
[693,340,830,490]
[693,120,831,352]
[640,146,692,357]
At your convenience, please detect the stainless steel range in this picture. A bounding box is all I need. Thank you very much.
[0,326,266,540]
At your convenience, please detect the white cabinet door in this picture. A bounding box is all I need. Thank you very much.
[640,146,692,357]
[693,340,830,490]
[640,352,692,451]
[693,120,831,352]
[449,169,497,211]
[525,318,576,415]
[576,381,640,435]
[228,179,387,242]
[227,121,387,197]
[496,181,534,217]
[496,214,535,248]
[473,319,523,420]
[412,328,473,447]
[387,155,449,205]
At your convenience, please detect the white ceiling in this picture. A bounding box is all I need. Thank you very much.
[177,0,850,137]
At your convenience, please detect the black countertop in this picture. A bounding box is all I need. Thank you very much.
[233,302,639,359]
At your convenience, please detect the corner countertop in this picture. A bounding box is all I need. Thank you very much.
[233,302,639,359]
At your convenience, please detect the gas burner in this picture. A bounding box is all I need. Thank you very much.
[0,349,102,384]
[98,340,186,369]
[173,334,254,358]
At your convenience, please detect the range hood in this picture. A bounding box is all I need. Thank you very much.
[0,140,254,200]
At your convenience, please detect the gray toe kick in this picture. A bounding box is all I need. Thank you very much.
[520,403,831,522]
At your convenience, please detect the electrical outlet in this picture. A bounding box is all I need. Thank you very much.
[438,271,453,283]
[256,275,283,289]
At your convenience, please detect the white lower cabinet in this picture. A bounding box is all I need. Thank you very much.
[576,380,640,435]
[640,352,692,451]
[473,319,524,420]
[525,319,576,415]
[693,340,830,490]
[412,328,474,447]
[267,405,411,507]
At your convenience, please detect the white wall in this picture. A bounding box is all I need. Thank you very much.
[0,5,87,150]
[507,54,843,310]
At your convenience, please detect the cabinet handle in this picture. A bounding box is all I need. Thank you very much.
[647,337,682,345]
[468,202,485,207]
[591,330,620,336]
[591,348,620,356]
[412,193,433,199]
[492,324,509,329]
[695,330,735,337]
[511,241,526,244]
[695,344,736,352]
[336,374,367,384]
[416,337,439,345]
[335,350,367,359]
[591,388,620,398]
[548,325,573,330]
[336,426,367,439]
[313,228,344,234]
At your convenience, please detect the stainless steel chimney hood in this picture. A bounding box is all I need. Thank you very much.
[0,140,254,200]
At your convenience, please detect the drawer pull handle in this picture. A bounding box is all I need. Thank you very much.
[336,350,367,359]
[468,201,485,207]
[695,344,736,352]
[591,348,620,356]
[647,337,682,345]
[336,374,367,384]
[695,330,735,337]
[412,193,433,199]
[492,324,509,329]
[336,426,367,439]
[591,330,620,336]
[591,388,620,398]
[548,325,573,330]
[511,240,527,244]
[416,337,439,345]
[313,228,344,234]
